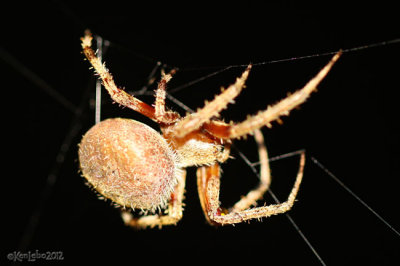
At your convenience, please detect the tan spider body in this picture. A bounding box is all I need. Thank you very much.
[79,32,341,228]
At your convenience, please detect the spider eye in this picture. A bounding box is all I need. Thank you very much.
[79,118,178,212]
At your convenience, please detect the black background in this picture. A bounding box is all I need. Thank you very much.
[2,1,399,265]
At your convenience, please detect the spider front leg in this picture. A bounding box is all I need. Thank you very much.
[122,170,186,229]
[172,64,252,137]
[203,51,342,139]
[81,32,156,120]
[154,69,180,124]
[197,151,305,225]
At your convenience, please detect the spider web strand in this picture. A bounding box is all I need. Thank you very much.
[17,46,102,252]
[234,147,327,266]
[162,37,400,95]
[251,149,306,166]
[310,156,400,238]
[0,46,79,114]
[95,35,104,124]
[168,66,233,94]
[18,121,83,251]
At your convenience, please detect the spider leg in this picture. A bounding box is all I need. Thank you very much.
[172,64,252,138]
[203,51,342,139]
[230,129,271,212]
[197,151,305,225]
[154,69,181,124]
[81,32,156,121]
[121,169,186,229]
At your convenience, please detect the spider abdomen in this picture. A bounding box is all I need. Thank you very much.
[78,118,179,212]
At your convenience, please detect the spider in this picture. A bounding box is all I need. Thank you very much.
[78,31,341,229]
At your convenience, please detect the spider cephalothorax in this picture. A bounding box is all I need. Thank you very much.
[79,31,341,228]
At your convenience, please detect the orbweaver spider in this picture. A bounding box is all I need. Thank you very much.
[78,31,341,229]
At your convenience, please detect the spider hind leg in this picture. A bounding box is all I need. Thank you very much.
[122,169,186,229]
[197,141,305,225]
